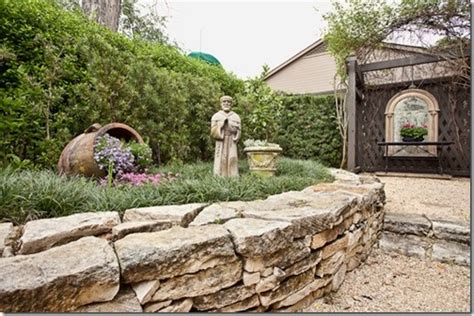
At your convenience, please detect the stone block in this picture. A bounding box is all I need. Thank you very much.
[223,218,293,256]
[159,298,193,312]
[74,286,142,312]
[143,300,172,312]
[0,222,13,256]
[115,225,237,283]
[193,284,256,311]
[123,203,207,227]
[243,271,260,286]
[151,260,242,302]
[131,279,160,305]
[256,275,279,293]
[112,220,173,240]
[19,212,120,254]
[383,212,431,236]
[331,263,347,291]
[316,250,345,277]
[284,251,321,277]
[243,239,311,273]
[271,277,331,309]
[321,234,349,259]
[379,231,429,259]
[432,220,470,244]
[311,228,339,249]
[0,237,120,312]
[189,201,247,226]
[242,191,356,238]
[213,295,260,312]
[258,268,315,307]
[432,240,470,266]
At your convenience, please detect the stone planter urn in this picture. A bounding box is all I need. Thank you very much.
[243,142,282,177]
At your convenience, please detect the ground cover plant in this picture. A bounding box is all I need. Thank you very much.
[0,158,332,224]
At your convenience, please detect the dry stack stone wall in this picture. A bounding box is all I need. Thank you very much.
[380,212,470,266]
[0,169,385,312]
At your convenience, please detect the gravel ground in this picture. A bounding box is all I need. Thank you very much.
[374,175,470,223]
[304,174,471,313]
[305,248,471,313]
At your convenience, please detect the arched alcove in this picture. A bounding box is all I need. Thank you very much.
[385,88,439,156]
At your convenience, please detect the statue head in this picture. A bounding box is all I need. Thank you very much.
[220,96,233,113]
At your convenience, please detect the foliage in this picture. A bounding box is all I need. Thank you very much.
[323,0,470,79]
[0,0,242,168]
[277,95,342,167]
[243,139,281,148]
[0,158,332,224]
[93,134,136,176]
[236,68,283,143]
[400,123,428,140]
[127,141,153,170]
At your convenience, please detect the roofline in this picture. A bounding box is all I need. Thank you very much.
[264,39,324,80]
[264,40,432,81]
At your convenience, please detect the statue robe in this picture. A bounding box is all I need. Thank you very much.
[211,110,241,177]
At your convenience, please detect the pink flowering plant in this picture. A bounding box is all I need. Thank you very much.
[94,134,175,187]
[400,122,428,141]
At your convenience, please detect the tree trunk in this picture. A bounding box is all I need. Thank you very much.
[81,0,121,32]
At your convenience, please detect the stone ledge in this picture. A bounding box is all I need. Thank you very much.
[0,169,385,312]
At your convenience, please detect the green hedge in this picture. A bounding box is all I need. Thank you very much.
[277,95,342,167]
[0,0,243,167]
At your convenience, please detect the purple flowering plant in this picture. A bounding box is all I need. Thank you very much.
[94,134,176,187]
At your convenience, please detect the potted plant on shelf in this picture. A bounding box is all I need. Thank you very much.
[400,123,428,142]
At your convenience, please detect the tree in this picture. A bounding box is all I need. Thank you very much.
[323,0,470,168]
[81,0,122,31]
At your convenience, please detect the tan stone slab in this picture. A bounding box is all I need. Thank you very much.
[284,251,322,277]
[0,237,120,312]
[19,211,120,254]
[213,294,260,312]
[151,260,242,302]
[256,275,279,293]
[244,238,311,274]
[383,212,431,236]
[258,268,316,307]
[0,222,13,256]
[131,279,160,305]
[189,201,248,226]
[115,225,237,283]
[243,271,261,286]
[316,250,345,277]
[272,277,331,309]
[158,298,193,312]
[331,263,347,291]
[74,286,142,312]
[432,219,470,244]
[242,191,356,237]
[112,220,173,240]
[311,228,339,249]
[432,240,470,266]
[193,283,256,311]
[123,203,207,227]
[321,234,349,259]
[223,218,293,256]
[143,300,172,312]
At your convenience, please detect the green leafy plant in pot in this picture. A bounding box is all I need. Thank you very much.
[400,123,428,142]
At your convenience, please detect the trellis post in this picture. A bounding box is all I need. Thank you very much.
[346,56,358,171]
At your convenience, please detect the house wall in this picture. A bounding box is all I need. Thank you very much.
[265,52,337,95]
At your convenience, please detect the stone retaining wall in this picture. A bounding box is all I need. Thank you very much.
[0,169,385,312]
[380,212,470,266]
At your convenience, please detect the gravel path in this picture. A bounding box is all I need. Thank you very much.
[305,248,470,313]
[305,174,471,312]
[374,175,470,223]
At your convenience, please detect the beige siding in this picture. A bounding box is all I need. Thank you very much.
[265,52,337,95]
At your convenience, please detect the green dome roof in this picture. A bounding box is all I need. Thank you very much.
[188,51,221,66]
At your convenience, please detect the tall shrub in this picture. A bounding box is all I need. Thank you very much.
[277,95,342,167]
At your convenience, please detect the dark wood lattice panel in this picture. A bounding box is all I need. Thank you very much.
[357,77,470,176]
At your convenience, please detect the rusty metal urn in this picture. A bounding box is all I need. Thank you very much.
[57,123,144,177]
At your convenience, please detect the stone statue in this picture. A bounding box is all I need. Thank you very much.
[211,96,241,177]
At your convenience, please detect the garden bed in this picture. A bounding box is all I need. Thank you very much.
[0,158,332,224]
